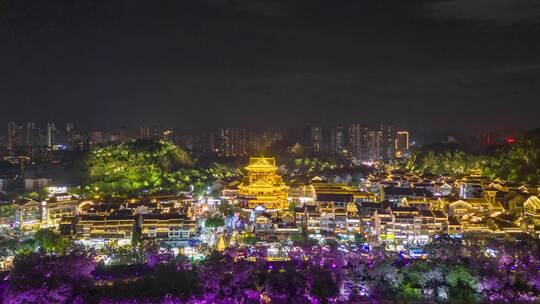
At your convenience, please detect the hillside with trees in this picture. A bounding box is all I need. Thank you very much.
[86,140,237,197]
[408,127,540,184]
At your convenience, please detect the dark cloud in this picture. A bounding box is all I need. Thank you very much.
[1,0,539,133]
[426,0,540,24]
[221,0,288,17]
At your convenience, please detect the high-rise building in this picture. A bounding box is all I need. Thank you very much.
[366,129,382,161]
[47,122,56,148]
[138,125,161,140]
[138,126,150,140]
[379,124,396,162]
[25,122,35,146]
[117,127,128,143]
[90,131,104,146]
[7,122,18,151]
[50,124,72,149]
[66,123,74,147]
[330,126,345,155]
[24,122,45,154]
[310,126,323,153]
[192,129,215,153]
[71,131,87,150]
[246,129,255,155]
[395,131,410,158]
[218,128,247,157]
[348,124,369,160]
[251,131,283,153]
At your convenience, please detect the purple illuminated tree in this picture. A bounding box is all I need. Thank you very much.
[4,251,94,304]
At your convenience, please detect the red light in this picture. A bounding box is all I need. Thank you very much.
[506,137,515,144]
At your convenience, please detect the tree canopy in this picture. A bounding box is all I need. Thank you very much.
[86,140,193,196]
[205,217,225,228]
[408,129,540,184]
[34,229,69,254]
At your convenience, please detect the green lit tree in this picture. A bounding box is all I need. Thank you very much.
[86,140,193,196]
[353,232,365,244]
[240,233,258,246]
[444,265,480,303]
[34,229,69,254]
[205,217,225,228]
[217,201,239,217]
[287,201,299,212]
[409,128,540,184]
[0,204,15,218]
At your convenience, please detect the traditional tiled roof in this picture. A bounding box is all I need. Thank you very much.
[316,193,353,203]
[14,198,39,206]
[78,214,135,221]
[418,209,434,217]
[432,210,447,218]
[141,213,189,220]
[447,216,461,226]
[358,202,382,208]
[391,206,419,213]
[383,187,414,196]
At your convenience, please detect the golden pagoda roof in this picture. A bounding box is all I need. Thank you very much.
[246,157,277,169]
[244,179,276,188]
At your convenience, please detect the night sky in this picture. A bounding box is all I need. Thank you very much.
[1,0,539,133]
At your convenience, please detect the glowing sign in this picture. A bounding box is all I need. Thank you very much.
[48,187,67,194]
[254,205,266,212]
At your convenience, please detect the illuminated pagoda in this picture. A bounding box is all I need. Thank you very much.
[238,157,288,210]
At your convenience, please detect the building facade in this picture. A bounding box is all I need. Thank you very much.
[237,157,288,210]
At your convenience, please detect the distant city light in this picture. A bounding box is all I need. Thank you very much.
[506,137,516,144]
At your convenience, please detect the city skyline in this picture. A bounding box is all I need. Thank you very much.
[2,120,527,157]
[1,2,539,303]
